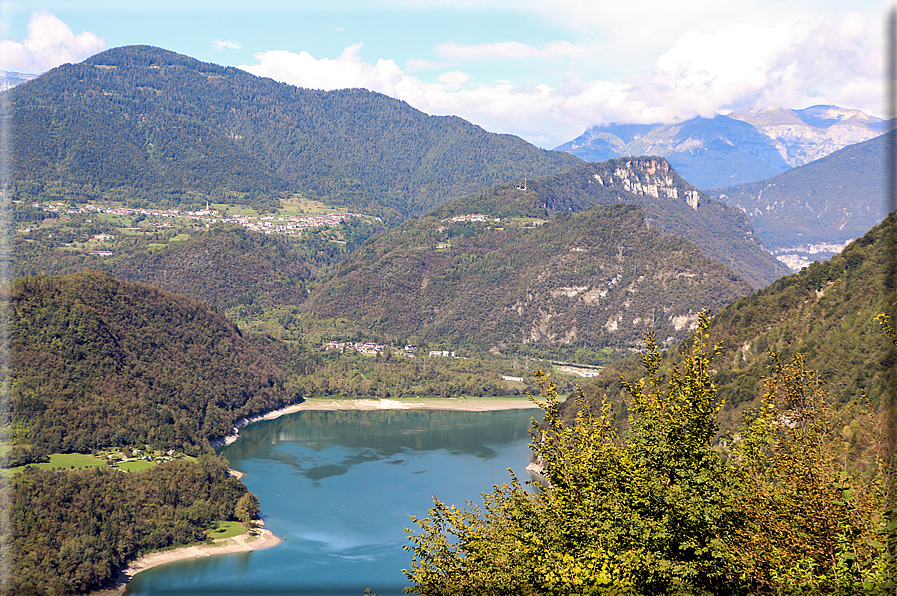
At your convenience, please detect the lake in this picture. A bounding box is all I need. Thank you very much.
[123,407,542,596]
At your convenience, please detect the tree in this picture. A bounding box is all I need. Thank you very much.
[403,310,739,595]
[235,492,260,528]
[727,353,892,594]
[403,311,893,595]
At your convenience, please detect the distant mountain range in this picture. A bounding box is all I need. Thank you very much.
[3,45,579,221]
[0,70,38,92]
[556,105,886,189]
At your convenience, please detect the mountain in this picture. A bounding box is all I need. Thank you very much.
[555,105,885,190]
[302,156,785,356]
[497,157,789,288]
[555,115,789,189]
[7,270,296,463]
[3,45,579,220]
[707,131,892,269]
[0,70,39,91]
[571,209,895,438]
[303,202,753,356]
[727,105,887,168]
[14,224,327,310]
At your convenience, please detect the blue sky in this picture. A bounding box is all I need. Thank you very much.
[0,0,888,148]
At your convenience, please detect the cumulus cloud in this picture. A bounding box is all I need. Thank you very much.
[238,10,882,150]
[0,10,105,73]
[211,40,243,51]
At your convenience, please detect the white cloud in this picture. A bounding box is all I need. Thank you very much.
[241,44,421,93]
[436,71,471,90]
[0,10,105,73]
[212,40,243,51]
[238,9,883,150]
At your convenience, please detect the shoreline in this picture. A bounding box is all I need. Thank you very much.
[211,396,543,448]
[91,523,280,596]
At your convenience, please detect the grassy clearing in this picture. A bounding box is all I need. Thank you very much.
[280,196,346,216]
[206,521,248,540]
[213,203,257,217]
[116,460,156,472]
[1,453,108,475]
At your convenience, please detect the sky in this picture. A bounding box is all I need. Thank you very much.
[0,0,889,148]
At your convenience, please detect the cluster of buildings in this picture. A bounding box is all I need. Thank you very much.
[234,212,362,235]
[443,214,496,223]
[322,342,460,359]
[323,340,387,354]
[34,201,367,237]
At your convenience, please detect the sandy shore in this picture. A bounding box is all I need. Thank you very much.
[91,523,280,596]
[212,396,542,447]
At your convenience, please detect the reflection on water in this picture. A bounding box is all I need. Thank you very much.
[124,408,541,596]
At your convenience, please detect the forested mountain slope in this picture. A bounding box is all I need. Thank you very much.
[4,45,579,219]
[488,157,789,288]
[4,455,250,596]
[304,200,753,357]
[7,270,296,463]
[708,130,892,255]
[570,209,896,435]
[14,225,315,310]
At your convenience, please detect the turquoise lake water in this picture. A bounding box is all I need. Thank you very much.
[123,407,542,596]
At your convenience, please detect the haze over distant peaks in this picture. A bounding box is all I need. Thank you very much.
[0,70,39,92]
[555,105,885,189]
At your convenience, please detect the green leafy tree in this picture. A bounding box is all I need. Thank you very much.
[728,353,892,594]
[403,310,739,595]
[235,492,260,528]
[404,311,892,595]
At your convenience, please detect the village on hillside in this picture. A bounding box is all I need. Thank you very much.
[34,201,370,237]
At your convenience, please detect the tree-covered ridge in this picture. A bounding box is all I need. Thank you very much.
[429,157,788,288]
[11,203,384,313]
[3,454,251,596]
[7,270,295,463]
[708,131,892,250]
[511,157,787,288]
[5,45,580,219]
[571,208,896,439]
[304,203,753,357]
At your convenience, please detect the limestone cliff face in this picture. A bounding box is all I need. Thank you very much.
[598,158,702,210]
[726,105,884,168]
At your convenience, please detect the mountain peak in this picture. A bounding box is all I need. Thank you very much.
[83,45,229,74]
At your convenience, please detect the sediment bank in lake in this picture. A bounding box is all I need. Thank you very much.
[91,523,280,596]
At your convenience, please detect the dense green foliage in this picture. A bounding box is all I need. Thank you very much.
[289,350,515,399]
[5,45,579,219]
[1,454,253,596]
[7,270,293,464]
[305,202,752,357]
[708,131,891,249]
[12,208,383,312]
[482,157,787,288]
[404,315,891,595]
[573,209,897,439]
